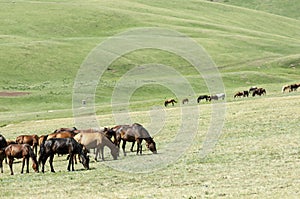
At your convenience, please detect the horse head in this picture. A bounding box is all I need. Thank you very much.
[146,138,157,154]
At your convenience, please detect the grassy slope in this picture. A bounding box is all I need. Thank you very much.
[0,0,300,125]
[222,0,300,20]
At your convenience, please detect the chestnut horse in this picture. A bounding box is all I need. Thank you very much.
[39,137,89,173]
[3,144,39,175]
[115,123,157,156]
[164,99,177,107]
[16,134,39,155]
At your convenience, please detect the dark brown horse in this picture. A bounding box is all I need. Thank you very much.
[16,134,39,155]
[234,91,244,98]
[182,98,189,104]
[164,99,177,107]
[197,95,211,103]
[115,123,157,156]
[252,88,266,96]
[39,137,89,173]
[0,134,8,165]
[3,144,39,175]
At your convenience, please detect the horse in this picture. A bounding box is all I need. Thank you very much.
[210,93,225,101]
[290,83,300,92]
[111,125,135,152]
[234,92,243,98]
[164,99,177,107]
[249,86,257,94]
[282,85,291,93]
[182,98,189,104]
[3,144,39,175]
[47,130,78,140]
[115,123,157,156]
[0,134,8,165]
[74,130,118,161]
[243,90,249,97]
[53,127,77,133]
[16,134,39,155]
[197,95,210,103]
[252,88,266,97]
[38,137,89,173]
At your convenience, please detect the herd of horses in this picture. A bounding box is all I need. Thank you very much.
[165,83,299,106]
[0,123,157,175]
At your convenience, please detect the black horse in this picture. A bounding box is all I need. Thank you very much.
[197,95,210,103]
[39,137,89,173]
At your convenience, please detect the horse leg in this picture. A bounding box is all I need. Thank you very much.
[21,157,25,174]
[26,156,29,173]
[122,140,127,156]
[101,146,104,161]
[130,142,135,152]
[0,157,3,173]
[49,154,55,173]
[8,158,14,175]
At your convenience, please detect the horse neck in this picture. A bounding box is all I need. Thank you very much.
[144,137,154,144]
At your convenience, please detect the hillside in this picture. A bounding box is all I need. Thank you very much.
[0,0,300,125]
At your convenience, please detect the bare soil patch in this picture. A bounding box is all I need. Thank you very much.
[0,91,30,97]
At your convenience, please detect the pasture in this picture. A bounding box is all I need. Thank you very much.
[0,0,300,198]
[1,93,300,198]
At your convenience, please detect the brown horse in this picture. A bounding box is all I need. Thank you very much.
[16,134,39,155]
[182,98,189,104]
[115,123,157,156]
[4,144,39,175]
[252,88,266,96]
[164,99,177,107]
[234,91,244,98]
[74,130,118,161]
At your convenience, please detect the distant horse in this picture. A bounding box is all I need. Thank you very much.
[282,85,291,93]
[249,86,257,94]
[3,144,39,175]
[182,98,189,104]
[197,95,210,103]
[290,83,300,92]
[39,137,89,173]
[164,99,177,107]
[210,93,225,101]
[243,90,249,97]
[115,123,157,156]
[16,134,39,155]
[252,88,266,96]
[74,130,118,161]
[234,92,244,98]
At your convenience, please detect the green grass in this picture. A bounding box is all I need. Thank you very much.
[0,0,300,197]
[0,94,299,198]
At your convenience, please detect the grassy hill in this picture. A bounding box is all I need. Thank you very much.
[0,0,299,125]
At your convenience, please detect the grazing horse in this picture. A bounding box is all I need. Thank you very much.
[252,88,266,97]
[39,137,89,173]
[243,90,249,97]
[16,134,39,155]
[234,92,244,98]
[115,123,157,156]
[249,86,257,94]
[3,144,39,175]
[182,98,189,104]
[75,130,118,161]
[164,99,177,107]
[282,85,291,93]
[210,93,225,101]
[290,83,300,92]
[197,95,210,103]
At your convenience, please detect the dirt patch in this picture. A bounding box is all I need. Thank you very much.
[0,91,30,97]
